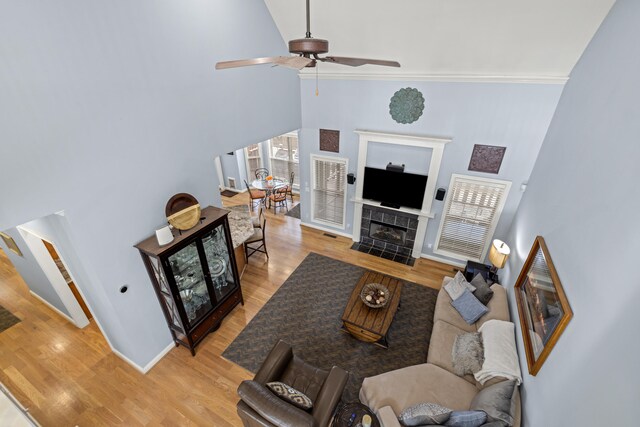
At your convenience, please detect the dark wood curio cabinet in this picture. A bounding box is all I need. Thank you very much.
[134,206,243,355]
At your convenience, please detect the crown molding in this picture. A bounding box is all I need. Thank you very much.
[298,72,568,84]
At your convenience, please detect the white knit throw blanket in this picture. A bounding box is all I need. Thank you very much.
[474,319,523,386]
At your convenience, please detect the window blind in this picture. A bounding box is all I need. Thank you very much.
[245,143,262,181]
[312,156,347,227]
[269,135,299,187]
[435,175,511,261]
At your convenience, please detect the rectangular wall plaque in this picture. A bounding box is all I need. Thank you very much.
[468,144,506,174]
[319,129,340,153]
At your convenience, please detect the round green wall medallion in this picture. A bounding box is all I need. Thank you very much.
[389,87,425,124]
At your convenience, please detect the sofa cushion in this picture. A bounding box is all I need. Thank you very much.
[427,321,476,384]
[451,290,489,324]
[434,288,478,333]
[444,272,476,300]
[444,410,488,427]
[475,285,510,330]
[360,363,478,414]
[398,402,452,426]
[470,274,494,305]
[470,380,518,426]
[452,332,484,377]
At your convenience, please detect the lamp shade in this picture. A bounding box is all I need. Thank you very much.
[489,239,510,269]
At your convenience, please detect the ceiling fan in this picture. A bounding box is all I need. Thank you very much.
[215,0,400,70]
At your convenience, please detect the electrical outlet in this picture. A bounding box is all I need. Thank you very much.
[427,243,433,249]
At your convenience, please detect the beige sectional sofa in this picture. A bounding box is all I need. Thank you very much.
[359,277,521,427]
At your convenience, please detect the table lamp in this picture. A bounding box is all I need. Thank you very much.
[488,239,510,275]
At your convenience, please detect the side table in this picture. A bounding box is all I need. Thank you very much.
[464,260,499,284]
[332,402,380,427]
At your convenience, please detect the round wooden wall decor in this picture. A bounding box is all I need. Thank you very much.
[165,193,201,230]
[389,87,425,124]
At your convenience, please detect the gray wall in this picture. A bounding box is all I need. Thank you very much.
[298,79,564,262]
[502,0,640,424]
[0,0,301,368]
[0,228,70,317]
[219,151,244,190]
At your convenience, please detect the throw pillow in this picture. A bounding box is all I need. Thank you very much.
[470,380,517,426]
[470,273,488,289]
[266,381,313,410]
[397,402,452,426]
[471,274,494,305]
[451,289,489,324]
[452,332,484,376]
[444,272,476,301]
[444,410,488,427]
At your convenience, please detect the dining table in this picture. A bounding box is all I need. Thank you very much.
[251,178,287,209]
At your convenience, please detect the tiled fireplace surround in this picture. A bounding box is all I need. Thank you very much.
[351,205,418,266]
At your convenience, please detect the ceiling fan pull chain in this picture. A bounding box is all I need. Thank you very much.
[316,63,319,96]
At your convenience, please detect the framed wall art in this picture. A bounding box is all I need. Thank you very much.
[514,236,572,375]
[0,231,23,257]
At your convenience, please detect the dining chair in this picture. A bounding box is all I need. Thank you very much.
[244,179,266,211]
[254,168,269,180]
[245,214,268,261]
[285,171,295,203]
[251,206,264,229]
[268,186,289,214]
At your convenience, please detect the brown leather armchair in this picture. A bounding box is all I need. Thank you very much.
[237,340,349,427]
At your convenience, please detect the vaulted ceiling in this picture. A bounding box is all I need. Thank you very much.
[264,0,616,80]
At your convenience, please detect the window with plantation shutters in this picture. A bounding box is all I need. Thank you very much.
[434,174,511,262]
[311,155,348,228]
[244,143,263,181]
[268,133,299,189]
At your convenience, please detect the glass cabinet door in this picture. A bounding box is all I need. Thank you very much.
[201,224,237,303]
[168,241,213,329]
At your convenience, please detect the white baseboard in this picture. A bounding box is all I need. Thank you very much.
[300,222,353,239]
[420,253,466,269]
[29,291,78,326]
[112,341,174,374]
[141,342,175,373]
[222,186,247,193]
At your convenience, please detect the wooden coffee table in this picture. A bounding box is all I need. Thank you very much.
[341,271,403,348]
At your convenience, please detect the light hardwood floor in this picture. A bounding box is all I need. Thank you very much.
[0,193,457,426]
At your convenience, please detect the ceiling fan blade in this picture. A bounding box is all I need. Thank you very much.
[320,56,401,68]
[274,56,314,70]
[216,56,312,70]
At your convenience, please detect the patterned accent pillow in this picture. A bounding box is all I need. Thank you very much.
[444,410,488,427]
[266,381,313,410]
[397,402,452,426]
[451,289,489,324]
[444,271,476,301]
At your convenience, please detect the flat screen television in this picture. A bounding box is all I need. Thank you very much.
[362,167,428,209]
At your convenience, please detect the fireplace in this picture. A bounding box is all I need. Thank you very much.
[368,220,407,245]
[352,205,419,266]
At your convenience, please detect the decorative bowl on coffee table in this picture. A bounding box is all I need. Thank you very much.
[360,283,390,308]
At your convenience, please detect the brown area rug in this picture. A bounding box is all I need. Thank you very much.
[223,253,438,400]
[0,303,20,333]
[220,189,239,197]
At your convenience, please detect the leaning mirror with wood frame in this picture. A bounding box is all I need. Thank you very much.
[514,236,572,375]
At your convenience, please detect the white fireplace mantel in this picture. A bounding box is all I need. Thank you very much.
[352,130,451,258]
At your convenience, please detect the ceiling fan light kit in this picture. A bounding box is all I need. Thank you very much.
[215,0,400,71]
